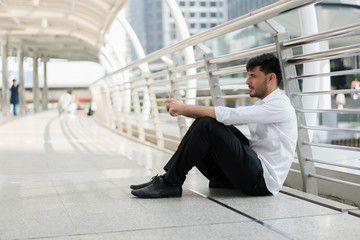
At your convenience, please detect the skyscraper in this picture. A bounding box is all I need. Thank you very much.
[227,0,279,20]
[129,0,227,58]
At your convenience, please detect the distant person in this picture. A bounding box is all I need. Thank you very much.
[351,78,359,100]
[335,93,346,109]
[87,101,97,116]
[10,79,22,115]
[58,89,77,116]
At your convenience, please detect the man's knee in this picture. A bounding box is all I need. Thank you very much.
[194,117,224,133]
[195,116,218,126]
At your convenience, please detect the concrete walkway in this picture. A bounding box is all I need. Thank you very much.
[0,110,359,240]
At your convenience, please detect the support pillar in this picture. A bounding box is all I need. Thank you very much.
[164,0,196,106]
[1,37,9,116]
[299,5,321,140]
[33,56,40,112]
[42,59,48,110]
[18,48,26,114]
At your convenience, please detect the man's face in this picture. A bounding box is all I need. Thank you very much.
[246,66,270,99]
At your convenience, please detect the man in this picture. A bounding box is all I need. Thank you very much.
[130,53,297,198]
[10,79,22,115]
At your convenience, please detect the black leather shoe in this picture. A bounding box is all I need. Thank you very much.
[130,175,160,190]
[209,180,236,189]
[131,175,182,198]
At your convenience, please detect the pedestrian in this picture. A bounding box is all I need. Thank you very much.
[10,79,22,115]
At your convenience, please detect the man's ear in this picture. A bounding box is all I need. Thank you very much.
[268,73,277,85]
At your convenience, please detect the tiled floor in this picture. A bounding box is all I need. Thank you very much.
[0,110,359,240]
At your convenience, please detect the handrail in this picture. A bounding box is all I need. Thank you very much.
[289,68,360,80]
[304,141,360,152]
[283,23,360,47]
[297,109,360,114]
[91,0,317,85]
[286,44,360,64]
[300,125,360,133]
[307,158,360,171]
[293,88,360,96]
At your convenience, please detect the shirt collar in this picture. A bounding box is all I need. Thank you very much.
[255,88,281,105]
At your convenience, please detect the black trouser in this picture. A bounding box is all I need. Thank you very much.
[163,117,270,196]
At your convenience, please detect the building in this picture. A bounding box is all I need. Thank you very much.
[227,0,279,20]
[129,0,227,58]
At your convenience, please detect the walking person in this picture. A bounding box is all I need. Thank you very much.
[10,79,22,115]
[130,53,297,198]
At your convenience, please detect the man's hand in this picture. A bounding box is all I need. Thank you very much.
[164,98,184,117]
[164,98,216,119]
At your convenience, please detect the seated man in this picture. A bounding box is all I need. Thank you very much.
[130,53,297,198]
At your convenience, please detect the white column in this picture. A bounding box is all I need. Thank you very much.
[164,0,196,106]
[33,56,40,112]
[299,4,320,140]
[319,41,331,110]
[42,59,48,110]
[318,41,335,142]
[18,48,26,114]
[1,37,9,116]
[117,17,150,120]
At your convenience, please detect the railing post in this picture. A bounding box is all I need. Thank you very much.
[162,57,188,137]
[199,44,225,107]
[103,79,115,128]
[129,75,145,141]
[145,73,164,148]
[275,31,318,195]
[110,78,123,132]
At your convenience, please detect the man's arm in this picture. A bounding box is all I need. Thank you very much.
[164,99,215,119]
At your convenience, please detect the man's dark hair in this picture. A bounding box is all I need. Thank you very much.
[246,53,282,86]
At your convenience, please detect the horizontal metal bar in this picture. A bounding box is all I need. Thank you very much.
[297,109,360,114]
[293,88,360,96]
[209,44,276,64]
[151,79,171,87]
[283,23,360,48]
[132,76,146,83]
[149,69,169,79]
[212,65,247,76]
[175,85,211,92]
[172,61,204,73]
[309,173,360,188]
[300,125,360,133]
[219,82,247,88]
[92,0,317,86]
[288,68,360,80]
[306,158,360,171]
[303,141,360,152]
[286,44,360,64]
[220,94,250,99]
[173,72,208,83]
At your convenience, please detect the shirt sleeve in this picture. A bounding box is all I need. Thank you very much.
[215,97,294,125]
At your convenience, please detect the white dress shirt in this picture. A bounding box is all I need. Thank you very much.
[214,88,297,195]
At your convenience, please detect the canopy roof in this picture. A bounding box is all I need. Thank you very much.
[0,0,127,62]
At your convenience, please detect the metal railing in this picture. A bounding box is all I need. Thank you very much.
[90,0,360,205]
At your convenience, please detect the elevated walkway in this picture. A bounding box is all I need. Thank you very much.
[0,111,359,239]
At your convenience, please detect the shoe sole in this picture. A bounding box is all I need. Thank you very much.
[131,190,182,198]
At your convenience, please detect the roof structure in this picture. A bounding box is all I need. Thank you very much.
[0,0,128,62]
